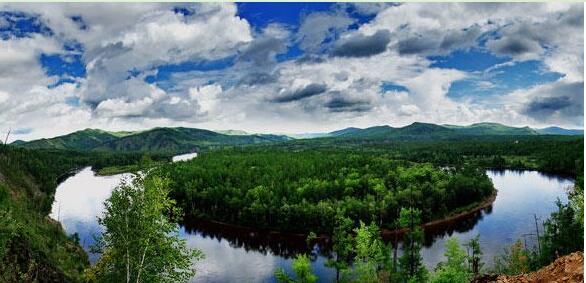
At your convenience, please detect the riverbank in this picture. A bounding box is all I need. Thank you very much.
[181,189,499,242]
[95,161,166,176]
[382,189,498,237]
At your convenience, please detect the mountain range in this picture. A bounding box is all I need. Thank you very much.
[12,122,583,152]
[13,127,291,152]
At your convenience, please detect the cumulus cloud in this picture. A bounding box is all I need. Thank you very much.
[296,9,354,53]
[189,84,222,113]
[0,3,582,140]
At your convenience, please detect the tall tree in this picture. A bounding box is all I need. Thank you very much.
[398,207,428,282]
[347,221,388,283]
[325,212,354,282]
[87,175,203,283]
[465,235,483,275]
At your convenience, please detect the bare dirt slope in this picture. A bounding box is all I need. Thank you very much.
[475,252,583,283]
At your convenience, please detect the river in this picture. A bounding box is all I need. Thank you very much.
[49,161,573,282]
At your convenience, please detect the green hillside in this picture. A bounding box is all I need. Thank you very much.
[0,147,89,281]
[333,122,539,139]
[14,123,581,153]
[18,129,119,151]
[443,122,538,135]
[17,127,291,153]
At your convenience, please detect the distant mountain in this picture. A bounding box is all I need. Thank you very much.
[16,129,120,151]
[329,127,362,137]
[443,122,538,135]
[14,123,582,152]
[536,127,584,136]
[331,122,546,139]
[16,127,291,152]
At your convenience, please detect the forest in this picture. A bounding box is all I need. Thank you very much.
[154,149,495,233]
[0,133,583,282]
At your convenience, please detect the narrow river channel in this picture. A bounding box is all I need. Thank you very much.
[49,157,573,283]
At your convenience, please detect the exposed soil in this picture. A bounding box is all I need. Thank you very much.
[474,252,584,283]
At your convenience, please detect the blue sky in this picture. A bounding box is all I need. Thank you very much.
[0,3,582,140]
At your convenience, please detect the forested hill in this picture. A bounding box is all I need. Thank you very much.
[15,127,292,153]
[326,122,562,139]
[13,122,583,153]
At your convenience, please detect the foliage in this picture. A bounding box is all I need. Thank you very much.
[87,174,202,283]
[464,235,483,275]
[341,221,388,283]
[262,135,583,176]
[154,149,495,233]
[275,254,318,283]
[534,199,583,268]
[325,212,354,282]
[431,237,472,283]
[18,127,290,153]
[398,208,428,283]
[493,241,531,275]
[0,147,91,282]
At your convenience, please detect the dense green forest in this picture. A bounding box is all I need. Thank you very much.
[153,149,495,233]
[1,126,583,282]
[273,176,584,283]
[258,135,583,176]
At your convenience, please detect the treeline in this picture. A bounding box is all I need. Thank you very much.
[256,135,583,176]
[153,149,494,233]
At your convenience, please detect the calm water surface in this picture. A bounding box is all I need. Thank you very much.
[50,164,573,282]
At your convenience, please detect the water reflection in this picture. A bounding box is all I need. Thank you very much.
[49,167,129,262]
[51,169,573,281]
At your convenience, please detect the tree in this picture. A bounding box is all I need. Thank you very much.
[86,174,203,283]
[537,200,583,266]
[493,241,530,275]
[431,237,471,283]
[464,235,483,275]
[343,221,388,283]
[275,254,317,283]
[398,207,428,282]
[325,212,354,282]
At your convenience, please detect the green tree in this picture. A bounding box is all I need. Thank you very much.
[87,175,203,283]
[493,241,530,275]
[537,200,583,266]
[431,237,471,283]
[343,221,388,283]
[325,212,354,282]
[464,235,483,275]
[398,207,428,282]
[275,254,317,283]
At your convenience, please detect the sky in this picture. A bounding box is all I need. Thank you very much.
[0,3,583,141]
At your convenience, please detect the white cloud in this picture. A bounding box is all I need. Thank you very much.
[0,3,582,141]
[189,84,222,113]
